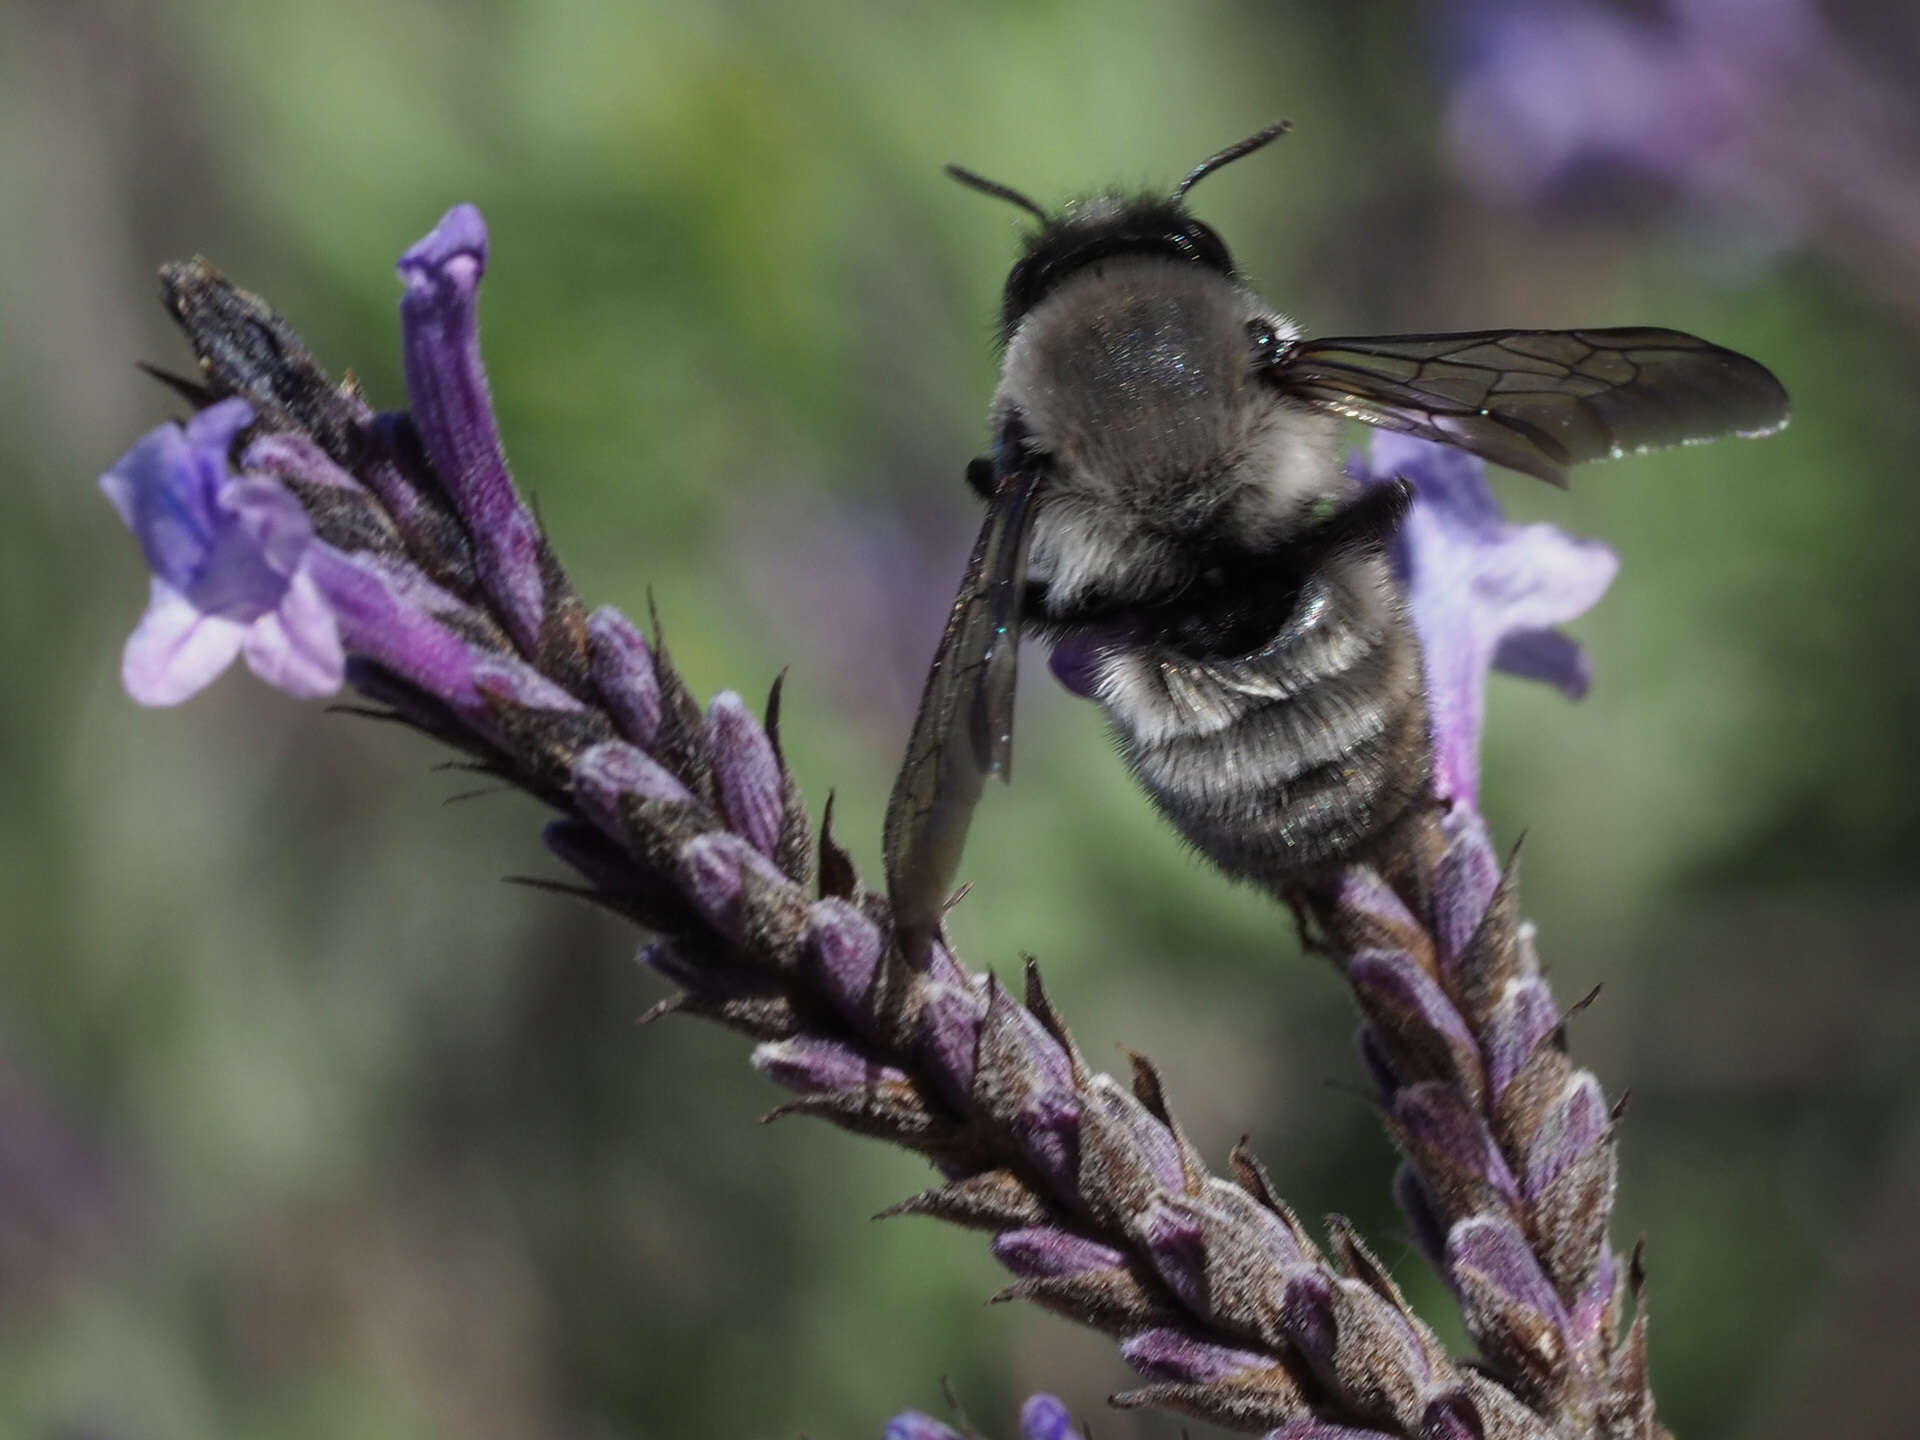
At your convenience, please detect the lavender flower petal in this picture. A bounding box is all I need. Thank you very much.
[677,832,787,941]
[885,1395,1083,1440]
[470,654,586,713]
[1484,978,1559,1098]
[116,582,247,706]
[1017,1394,1078,1440]
[571,740,694,839]
[1279,1269,1339,1382]
[240,568,347,699]
[883,1413,965,1440]
[1393,1082,1521,1213]
[99,399,249,589]
[918,980,986,1106]
[1121,1327,1274,1384]
[356,410,483,587]
[1011,1090,1082,1204]
[1361,430,1617,807]
[1522,1073,1608,1203]
[1432,806,1502,967]
[1491,628,1591,700]
[304,547,481,709]
[1348,950,1484,1101]
[588,605,662,747]
[1139,1198,1211,1314]
[804,899,885,1022]
[993,1226,1127,1277]
[752,1036,906,1096]
[1047,634,1105,699]
[242,430,366,495]
[101,399,344,704]
[1420,1389,1486,1440]
[396,204,548,653]
[707,691,784,860]
[1446,1215,1573,1388]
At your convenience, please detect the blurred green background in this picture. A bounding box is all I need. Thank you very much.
[4,1,1918,1436]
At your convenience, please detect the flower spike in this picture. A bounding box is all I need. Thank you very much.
[104,204,1667,1438]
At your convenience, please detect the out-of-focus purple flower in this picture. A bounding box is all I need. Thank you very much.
[732,491,970,738]
[1015,1395,1078,1440]
[99,398,344,705]
[884,1415,964,1440]
[1358,431,1617,808]
[0,1042,125,1317]
[1438,0,1920,331]
[1437,0,1873,244]
[882,1395,1082,1440]
[1442,0,1745,207]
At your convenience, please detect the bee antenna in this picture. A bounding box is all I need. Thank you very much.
[1170,119,1293,203]
[944,163,1050,225]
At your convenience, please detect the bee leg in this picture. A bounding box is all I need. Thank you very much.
[1281,886,1331,957]
[965,456,996,501]
[1301,475,1415,560]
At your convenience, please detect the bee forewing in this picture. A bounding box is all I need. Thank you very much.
[883,467,1042,939]
[1272,327,1790,486]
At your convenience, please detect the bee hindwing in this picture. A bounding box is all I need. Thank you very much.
[883,467,1042,939]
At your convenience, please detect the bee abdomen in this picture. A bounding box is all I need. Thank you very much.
[1101,562,1432,886]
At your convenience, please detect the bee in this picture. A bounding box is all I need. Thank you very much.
[882,123,1788,938]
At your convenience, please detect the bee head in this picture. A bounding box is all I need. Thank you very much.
[995,197,1236,339]
[945,121,1290,341]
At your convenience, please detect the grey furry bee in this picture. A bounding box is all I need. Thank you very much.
[883,123,1788,937]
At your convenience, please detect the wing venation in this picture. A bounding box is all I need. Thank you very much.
[1271,327,1789,485]
[883,467,1042,939]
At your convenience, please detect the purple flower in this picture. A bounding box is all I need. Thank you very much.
[99,398,344,705]
[730,491,970,738]
[397,204,550,656]
[1016,1395,1078,1440]
[882,1395,1081,1440]
[1438,0,1820,224]
[1047,619,1140,700]
[0,1042,125,1315]
[1359,431,1617,809]
[883,1417,962,1440]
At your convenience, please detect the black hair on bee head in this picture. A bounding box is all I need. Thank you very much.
[945,121,1291,340]
[995,198,1236,339]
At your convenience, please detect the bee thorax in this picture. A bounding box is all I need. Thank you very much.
[1000,258,1341,610]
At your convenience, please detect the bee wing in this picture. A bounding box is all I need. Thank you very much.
[1269,328,1789,487]
[883,466,1043,938]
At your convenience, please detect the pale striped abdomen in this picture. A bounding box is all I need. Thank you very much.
[1093,551,1432,889]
